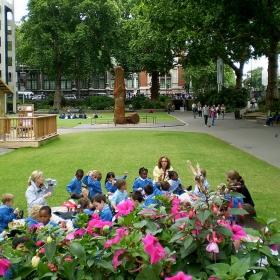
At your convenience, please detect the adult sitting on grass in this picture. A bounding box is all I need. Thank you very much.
[226,170,255,207]
[25,170,52,214]
[153,156,173,183]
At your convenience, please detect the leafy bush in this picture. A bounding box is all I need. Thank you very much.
[130,95,165,109]
[196,87,247,111]
[84,96,115,110]
[1,188,279,279]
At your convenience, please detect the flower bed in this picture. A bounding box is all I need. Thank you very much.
[0,190,279,279]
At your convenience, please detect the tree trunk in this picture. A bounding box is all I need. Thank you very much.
[266,39,279,109]
[150,71,160,101]
[114,66,126,124]
[234,64,244,90]
[53,64,62,109]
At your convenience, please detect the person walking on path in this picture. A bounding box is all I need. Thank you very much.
[210,106,216,126]
[221,104,226,119]
[192,102,197,119]
[202,105,209,126]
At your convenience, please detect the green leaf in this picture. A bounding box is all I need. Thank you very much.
[180,242,197,258]
[242,228,260,237]
[230,192,245,198]
[227,208,248,215]
[37,262,51,278]
[259,246,273,257]
[267,218,277,225]
[45,241,56,262]
[136,264,160,280]
[206,263,231,274]
[215,225,233,237]
[133,220,148,228]
[96,259,114,272]
[248,272,264,280]
[254,217,267,225]
[168,231,186,243]
[270,235,280,243]
[69,242,86,260]
[197,210,211,223]
[230,257,250,277]
[183,236,194,250]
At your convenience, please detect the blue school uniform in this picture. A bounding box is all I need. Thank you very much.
[168,178,185,195]
[0,204,17,233]
[24,217,40,228]
[105,175,127,193]
[99,205,112,221]
[144,194,158,208]
[66,176,83,195]
[152,182,168,196]
[82,176,102,198]
[111,190,128,206]
[133,177,153,191]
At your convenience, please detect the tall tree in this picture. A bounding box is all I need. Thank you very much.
[17,0,120,108]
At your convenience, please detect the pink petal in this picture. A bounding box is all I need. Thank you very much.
[112,249,125,270]
[206,242,219,253]
[165,271,192,280]
[0,258,11,276]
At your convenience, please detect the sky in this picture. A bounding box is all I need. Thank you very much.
[14,0,28,21]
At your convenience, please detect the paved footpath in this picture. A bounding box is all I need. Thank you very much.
[1,111,279,168]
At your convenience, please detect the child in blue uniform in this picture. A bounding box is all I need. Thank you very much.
[82,170,102,199]
[39,206,58,227]
[92,194,112,222]
[105,171,128,198]
[132,167,153,192]
[168,171,185,195]
[111,179,128,210]
[153,181,170,196]
[66,169,84,199]
[0,194,19,233]
[143,184,158,208]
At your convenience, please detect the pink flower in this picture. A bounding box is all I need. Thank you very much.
[115,200,135,218]
[165,271,192,280]
[228,224,247,241]
[86,218,112,236]
[171,205,187,221]
[171,197,181,205]
[206,242,219,253]
[74,228,86,238]
[39,248,45,254]
[0,259,11,276]
[112,249,125,270]
[104,228,129,248]
[36,240,45,247]
[142,233,166,264]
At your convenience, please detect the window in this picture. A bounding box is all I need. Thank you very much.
[8,57,12,66]
[8,72,11,82]
[93,75,105,89]
[26,73,38,90]
[8,41,12,50]
[7,25,12,35]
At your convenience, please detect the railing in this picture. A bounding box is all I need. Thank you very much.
[0,115,58,142]
[91,115,157,125]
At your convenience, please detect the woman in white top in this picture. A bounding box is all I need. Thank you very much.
[153,156,173,183]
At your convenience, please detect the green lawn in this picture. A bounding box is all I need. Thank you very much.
[1,130,279,225]
[57,112,178,128]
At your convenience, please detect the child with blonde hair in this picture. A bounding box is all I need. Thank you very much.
[82,170,102,199]
[0,194,19,233]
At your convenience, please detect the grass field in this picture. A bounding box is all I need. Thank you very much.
[1,129,280,226]
[56,112,177,128]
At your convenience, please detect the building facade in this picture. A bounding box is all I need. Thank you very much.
[0,0,16,111]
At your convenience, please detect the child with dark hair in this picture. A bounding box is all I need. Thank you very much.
[12,236,29,250]
[143,184,158,207]
[131,191,144,206]
[167,171,185,195]
[105,171,128,198]
[111,179,128,210]
[132,167,153,192]
[152,181,171,196]
[92,194,112,222]
[66,169,84,199]
[39,206,58,227]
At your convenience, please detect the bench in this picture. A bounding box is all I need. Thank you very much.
[67,108,82,113]
[271,118,279,126]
